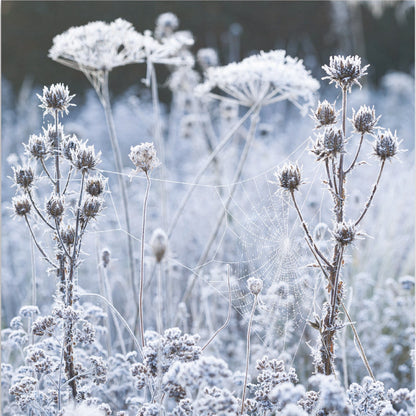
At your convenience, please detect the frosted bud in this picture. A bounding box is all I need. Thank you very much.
[313,100,337,128]
[373,129,399,161]
[82,196,102,219]
[26,134,49,160]
[86,175,105,197]
[13,166,34,190]
[46,194,64,218]
[351,105,380,134]
[37,83,75,117]
[247,277,263,295]
[276,163,302,192]
[60,225,75,246]
[13,195,31,216]
[150,228,168,263]
[333,221,356,246]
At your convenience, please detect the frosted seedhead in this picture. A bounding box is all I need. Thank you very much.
[37,83,75,117]
[332,221,356,246]
[12,195,31,216]
[82,196,103,220]
[313,100,337,128]
[129,142,160,174]
[13,166,35,190]
[85,175,106,197]
[276,163,302,192]
[247,277,263,295]
[351,105,380,134]
[150,228,168,263]
[46,194,65,219]
[71,143,101,173]
[25,134,50,160]
[373,129,399,161]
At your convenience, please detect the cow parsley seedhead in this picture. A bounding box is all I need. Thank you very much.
[276,163,302,192]
[322,55,369,91]
[196,50,319,111]
[351,105,380,134]
[247,277,263,295]
[312,100,338,128]
[373,129,399,161]
[333,221,356,246]
[129,142,160,174]
[12,195,31,217]
[13,166,35,190]
[49,19,145,72]
[37,83,75,117]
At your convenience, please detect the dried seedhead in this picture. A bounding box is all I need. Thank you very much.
[150,228,168,263]
[247,277,263,296]
[332,221,356,246]
[71,143,101,173]
[37,83,75,117]
[13,166,35,190]
[276,163,302,192]
[13,195,31,216]
[313,100,337,128]
[129,142,160,174]
[82,196,103,220]
[85,175,106,197]
[351,105,380,134]
[311,127,344,161]
[373,129,399,161]
[25,134,50,160]
[46,194,65,219]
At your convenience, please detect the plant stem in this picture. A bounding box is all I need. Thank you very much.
[241,295,258,415]
[345,133,364,175]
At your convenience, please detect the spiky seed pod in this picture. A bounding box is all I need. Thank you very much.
[276,163,302,192]
[311,127,344,161]
[129,142,160,174]
[374,129,399,161]
[351,105,380,134]
[60,225,75,246]
[322,55,369,91]
[85,175,105,197]
[71,143,101,173]
[82,196,102,219]
[150,228,168,263]
[13,166,35,190]
[313,100,337,128]
[13,195,31,216]
[102,250,111,268]
[46,194,65,218]
[42,123,64,149]
[62,134,80,161]
[247,277,263,295]
[37,83,75,117]
[333,221,356,246]
[25,134,50,160]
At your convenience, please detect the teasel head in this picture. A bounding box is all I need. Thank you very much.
[46,194,65,219]
[13,165,35,191]
[12,195,31,217]
[351,105,380,134]
[275,163,302,192]
[373,129,399,161]
[85,174,106,197]
[60,224,76,247]
[71,143,101,173]
[62,134,80,162]
[322,55,369,92]
[82,196,103,220]
[312,100,337,128]
[332,221,356,246]
[150,228,168,263]
[129,142,160,175]
[247,277,263,296]
[37,83,75,117]
[25,134,50,160]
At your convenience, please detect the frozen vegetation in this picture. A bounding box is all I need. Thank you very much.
[1,9,414,416]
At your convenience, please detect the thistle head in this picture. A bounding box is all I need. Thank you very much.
[25,134,50,160]
[312,100,337,128]
[311,127,344,161]
[13,166,35,191]
[129,142,160,175]
[37,83,75,117]
[150,228,168,263]
[12,195,31,217]
[333,221,356,246]
[46,194,65,219]
[82,196,103,220]
[62,134,80,162]
[42,123,64,148]
[322,55,369,91]
[71,143,101,173]
[85,175,106,197]
[247,277,263,295]
[351,105,380,134]
[60,225,75,246]
[275,163,302,192]
[373,129,399,161]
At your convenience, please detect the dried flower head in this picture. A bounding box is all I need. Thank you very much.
[85,175,106,196]
[196,50,319,111]
[150,228,168,263]
[60,225,76,246]
[42,122,64,149]
[46,194,65,218]
[311,127,344,161]
[373,129,399,161]
[62,134,80,161]
[333,221,356,246]
[197,48,219,70]
[37,83,75,117]
[13,195,31,216]
[155,12,179,40]
[275,163,302,192]
[351,105,380,134]
[247,277,263,295]
[71,143,101,172]
[322,55,369,91]
[129,142,160,174]
[13,166,35,190]
[82,196,103,219]
[313,100,337,128]
[25,134,50,160]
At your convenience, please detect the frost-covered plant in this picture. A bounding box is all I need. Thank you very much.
[278,55,401,376]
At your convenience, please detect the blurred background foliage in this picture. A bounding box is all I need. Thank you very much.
[2,0,414,101]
